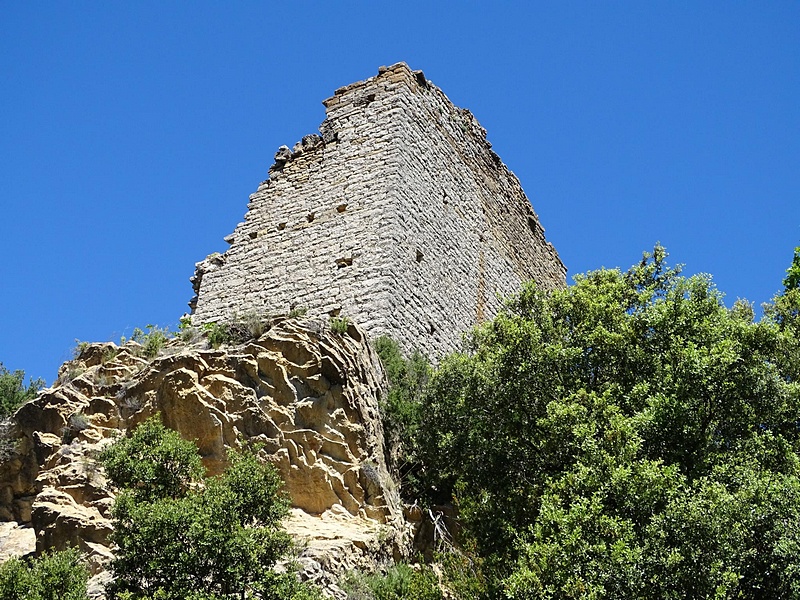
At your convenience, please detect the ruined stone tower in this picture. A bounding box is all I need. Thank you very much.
[190,63,566,360]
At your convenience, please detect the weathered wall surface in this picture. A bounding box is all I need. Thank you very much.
[376,66,565,360]
[191,63,566,360]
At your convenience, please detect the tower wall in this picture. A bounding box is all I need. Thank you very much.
[191,63,566,360]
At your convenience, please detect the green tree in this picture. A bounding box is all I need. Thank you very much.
[0,364,44,417]
[419,246,800,598]
[373,336,431,500]
[99,417,205,503]
[783,245,800,291]
[766,246,800,390]
[101,416,314,600]
[0,547,88,600]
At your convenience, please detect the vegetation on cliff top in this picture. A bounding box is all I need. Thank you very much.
[0,365,43,418]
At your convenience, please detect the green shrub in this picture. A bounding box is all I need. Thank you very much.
[130,325,171,359]
[0,547,88,600]
[99,416,204,503]
[330,316,350,335]
[437,550,487,600]
[373,337,430,501]
[201,313,272,350]
[288,307,308,318]
[204,322,233,349]
[177,315,201,343]
[100,416,316,599]
[0,364,44,418]
[101,347,119,365]
[784,245,800,291]
[0,554,29,600]
[71,340,90,359]
[59,365,86,384]
[342,563,442,600]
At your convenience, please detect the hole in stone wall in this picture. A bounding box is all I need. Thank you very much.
[248,232,257,240]
[336,257,353,268]
[416,249,424,263]
[336,203,348,213]
[527,216,539,234]
[278,222,287,231]
[429,322,435,334]
[354,93,376,107]
[307,213,315,222]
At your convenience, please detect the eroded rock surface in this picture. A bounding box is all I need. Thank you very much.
[0,317,410,596]
[0,522,35,562]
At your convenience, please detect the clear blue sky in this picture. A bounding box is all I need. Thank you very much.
[2,2,799,383]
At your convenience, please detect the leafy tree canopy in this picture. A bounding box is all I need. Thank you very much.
[784,245,800,291]
[0,547,88,600]
[419,245,800,599]
[0,364,44,418]
[99,416,205,503]
[374,336,431,500]
[101,416,314,600]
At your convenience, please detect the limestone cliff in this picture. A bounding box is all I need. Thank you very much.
[0,317,411,597]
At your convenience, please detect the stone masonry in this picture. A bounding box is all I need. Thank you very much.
[190,63,566,361]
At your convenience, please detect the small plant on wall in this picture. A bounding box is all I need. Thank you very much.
[288,306,308,318]
[130,325,171,359]
[330,316,350,335]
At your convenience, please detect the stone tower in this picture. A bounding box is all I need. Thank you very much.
[190,63,566,360]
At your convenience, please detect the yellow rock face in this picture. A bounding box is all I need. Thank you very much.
[0,317,411,596]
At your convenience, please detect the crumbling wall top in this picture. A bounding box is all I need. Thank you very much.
[322,62,426,108]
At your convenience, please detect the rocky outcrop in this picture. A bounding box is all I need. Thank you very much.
[0,317,410,596]
[0,522,35,562]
